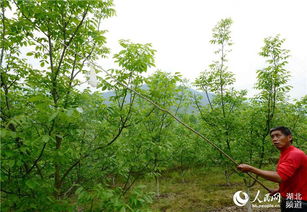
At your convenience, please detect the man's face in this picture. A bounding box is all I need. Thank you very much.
[270,130,292,151]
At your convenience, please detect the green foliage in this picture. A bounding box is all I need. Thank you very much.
[246,35,292,172]
[193,19,247,184]
[256,34,291,102]
[74,184,153,211]
[114,39,156,73]
[195,18,235,95]
[1,2,306,210]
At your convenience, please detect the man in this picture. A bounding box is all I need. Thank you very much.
[237,126,307,211]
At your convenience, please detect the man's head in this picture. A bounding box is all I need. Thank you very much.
[269,126,293,151]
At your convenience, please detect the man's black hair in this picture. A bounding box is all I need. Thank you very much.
[270,126,293,143]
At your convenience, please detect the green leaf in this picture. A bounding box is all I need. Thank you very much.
[7,160,15,168]
[26,179,36,189]
[48,111,59,122]
[42,135,50,143]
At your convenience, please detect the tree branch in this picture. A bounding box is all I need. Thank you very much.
[55,4,89,80]
[24,142,47,176]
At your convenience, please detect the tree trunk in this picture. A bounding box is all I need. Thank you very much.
[155,175,160,197]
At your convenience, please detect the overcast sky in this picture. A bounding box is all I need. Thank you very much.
[99,0,307,99]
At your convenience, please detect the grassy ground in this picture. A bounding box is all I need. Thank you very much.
[138,167,280,212]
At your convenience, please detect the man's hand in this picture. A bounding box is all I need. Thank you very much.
[237,164,253,173]
[237,164,282,183]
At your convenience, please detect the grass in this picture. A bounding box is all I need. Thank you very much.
[137,167,280,212]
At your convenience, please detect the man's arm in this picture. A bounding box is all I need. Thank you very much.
[237,164,282,183]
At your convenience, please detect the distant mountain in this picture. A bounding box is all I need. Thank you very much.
[101,84,214,113]
[187,88,214,105]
